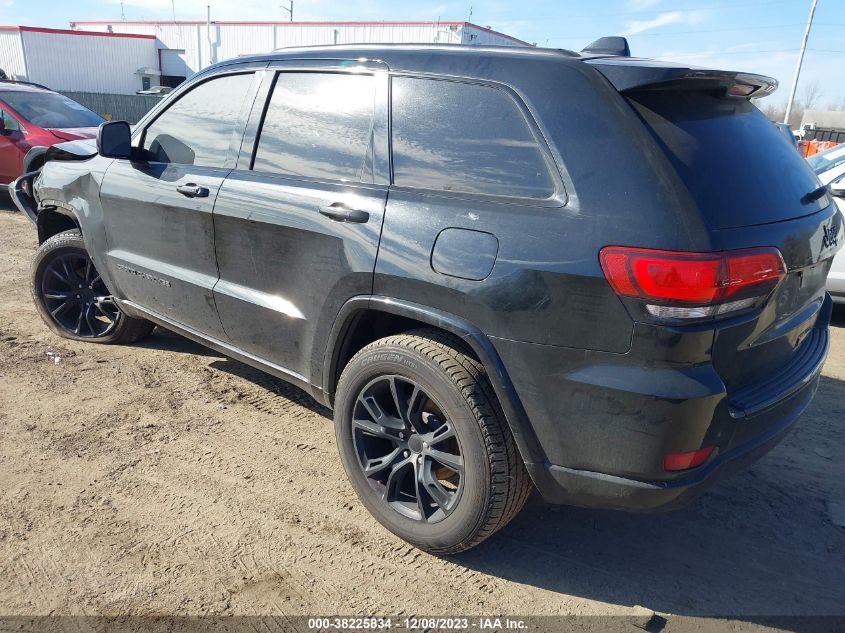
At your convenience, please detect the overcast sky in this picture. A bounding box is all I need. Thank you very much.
[3,0,844,108]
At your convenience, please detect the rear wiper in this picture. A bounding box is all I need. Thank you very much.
[801,184,828,205]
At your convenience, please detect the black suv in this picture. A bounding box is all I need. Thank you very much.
[11,40,843,554]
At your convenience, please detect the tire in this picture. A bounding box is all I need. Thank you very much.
[31,230,155,344]
[334,328,532,554]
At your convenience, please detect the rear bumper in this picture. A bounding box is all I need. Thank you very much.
[525,370,818,511]
[495,295,832,512]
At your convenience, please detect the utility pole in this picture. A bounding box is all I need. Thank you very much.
[171,0,176,21]
[784,0,818,126]
[468,6,473,22]
[120,2,126,20]
[281,1,293,21]
[207,5,213,66]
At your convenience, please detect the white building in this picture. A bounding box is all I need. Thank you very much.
[69,20,530,86]
[801,109,845,132]
[0,25,159,94]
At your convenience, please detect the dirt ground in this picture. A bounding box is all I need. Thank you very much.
[1,205,844,626]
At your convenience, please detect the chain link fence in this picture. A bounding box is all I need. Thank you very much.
[60,91,163,124]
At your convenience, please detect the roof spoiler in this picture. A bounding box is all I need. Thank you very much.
[581,36,631,57]
[586,58,778,99]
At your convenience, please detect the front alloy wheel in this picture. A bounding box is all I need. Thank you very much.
[31,230,156,345]
[40,252,121,338]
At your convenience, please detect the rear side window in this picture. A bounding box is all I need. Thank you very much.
[143,73,253,168]
[252,72,376,181]
[391,77,555,199]
[629,92,824,229]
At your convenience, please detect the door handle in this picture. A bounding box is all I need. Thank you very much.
[318,203,370,224]
[176,183,209,198]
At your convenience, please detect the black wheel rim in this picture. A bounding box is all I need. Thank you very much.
[352,376,464,523]
[40,252,120,338]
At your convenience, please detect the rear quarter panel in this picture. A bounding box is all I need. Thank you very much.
[375,57,716,353]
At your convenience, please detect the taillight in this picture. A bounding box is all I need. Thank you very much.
[599,246,786,321]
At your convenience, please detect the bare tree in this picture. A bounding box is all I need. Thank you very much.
[759,101,786,123]
[825,96,845,112]
[799,80,823,111]
[780,80,825,128]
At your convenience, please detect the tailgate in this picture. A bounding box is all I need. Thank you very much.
[611,69,844,393]
[711,205,841,394]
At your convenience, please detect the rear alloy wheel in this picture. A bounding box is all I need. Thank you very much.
[31,230,156,344]
[335,329,532,554]
[352,375,465,523]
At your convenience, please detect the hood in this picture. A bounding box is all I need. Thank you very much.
[44,138,98,162]
[48,127,98,142]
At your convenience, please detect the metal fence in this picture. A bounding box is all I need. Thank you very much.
[60,91,163,124]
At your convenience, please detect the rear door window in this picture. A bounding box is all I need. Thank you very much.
[629,91,825,229]
[390,77,556,199]
[142,72,254,168]
[252,72,376,182]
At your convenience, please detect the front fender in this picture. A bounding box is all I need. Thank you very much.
[31,155,118,296]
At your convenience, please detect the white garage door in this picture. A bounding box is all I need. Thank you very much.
[160,49,188,77]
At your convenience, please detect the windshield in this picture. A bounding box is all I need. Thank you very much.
[0,91,104,128]
[807,144,845,175]
[628,91,824,229]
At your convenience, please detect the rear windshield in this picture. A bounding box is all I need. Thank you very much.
[0,90,104,129]
[628,91,824,229]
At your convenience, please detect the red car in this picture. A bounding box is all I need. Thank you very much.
[0,82,104,184]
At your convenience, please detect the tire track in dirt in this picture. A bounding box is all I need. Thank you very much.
[2,210,844,620]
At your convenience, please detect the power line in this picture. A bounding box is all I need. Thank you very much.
[652,48,800,58]
[684,0,803,10]
[651,47,845,58]
[545,22,845,42]
[502,0,809,27]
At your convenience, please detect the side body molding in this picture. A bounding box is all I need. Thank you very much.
[322,296,548,468]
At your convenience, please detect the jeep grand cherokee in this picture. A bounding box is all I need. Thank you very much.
[10,39,843,554]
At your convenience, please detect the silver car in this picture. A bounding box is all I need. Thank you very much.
[809,145,845,303]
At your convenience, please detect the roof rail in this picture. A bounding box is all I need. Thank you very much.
[581,36,631,57]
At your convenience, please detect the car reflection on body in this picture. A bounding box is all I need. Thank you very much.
[808,144,845,303]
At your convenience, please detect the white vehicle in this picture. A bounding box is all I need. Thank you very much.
[136,85,173,96]
[808,145,845,303]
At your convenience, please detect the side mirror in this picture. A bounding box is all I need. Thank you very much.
[0,118,8,136]
[97,120,132,159]
[830,180,845,199]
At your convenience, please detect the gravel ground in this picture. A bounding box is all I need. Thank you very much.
[0,205,843,628]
